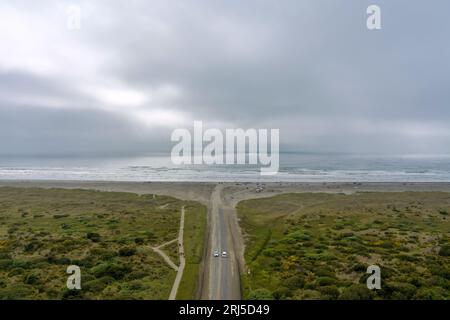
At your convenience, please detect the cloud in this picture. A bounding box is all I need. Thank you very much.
[1,0,450,156]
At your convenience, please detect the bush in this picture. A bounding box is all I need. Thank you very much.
[91,262,131,280]
[0,258,13,270]
[90,248,116,260]
[397,254,419,262]
[0,284,35,299]
[248,288,274,300]
[317,276,338,287]
[438,245,450,257]
[272,287,293,299]
[0,252,12,259]
[383,282,417,299]
[318,285,340,299]
[83,276,114,292]
[352,263,367,272]
[296,289,322,300]
[125,270,148,280]
[118,246,137,257]
[87,232,101,243]
[61,288,85,300]
[339,284,374,300]
[127,280,144,291]
[23,273,40,285]
[47,255,71,265]
[286,230,311,242]
[53,214,69,219]
[414,287,446,300]
[282,275,305,290]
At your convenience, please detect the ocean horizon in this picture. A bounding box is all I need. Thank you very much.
[1,153,450,182]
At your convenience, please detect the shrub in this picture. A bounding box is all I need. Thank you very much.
[286,230,311,242]
[23,273,40,285]
[296,289,322,300]
[339,284,374,300]
[83,276,114,292]
[53,214,69,219]
[438,245,450,257]
[0,284,35,299]
[248,288,274,300]
[0,258,13,269]
[91,262,131,280]
[23,241,39,253]
[272,287,293,299]
[415,287,446,300]
[125,270,148,280]
[90,248,116,260]
[383,282,417,300]
[317,277,338,286]
[87,232,101,242]
[397,254,419,262]
[47,255,71,265]
[318,285,340,299]
[61,288,85,300]
[118,246,137,257]
[281,275,305,290]
[352,263,367,272]
[0,252,12,259]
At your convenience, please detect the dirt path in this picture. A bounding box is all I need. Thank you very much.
[152,246,179,271]
[149,206,185,300]
[157,238,178,248]
[169,206,185,300]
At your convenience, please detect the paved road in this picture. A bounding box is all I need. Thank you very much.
[205,185,241,300]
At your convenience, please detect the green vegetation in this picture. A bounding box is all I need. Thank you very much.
[162,240,179,266]
[0,187,205,300]
[177,204,207,299]
[237,192,450,300]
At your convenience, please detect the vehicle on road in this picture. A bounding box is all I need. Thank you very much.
[222,251,227,258]
[213,249,219,257]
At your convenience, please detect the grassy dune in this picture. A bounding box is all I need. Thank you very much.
[0,187,205,300]
[237,192,450,300]
[176,203,207,299]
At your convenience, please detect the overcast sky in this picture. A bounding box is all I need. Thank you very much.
[1,0,449,157]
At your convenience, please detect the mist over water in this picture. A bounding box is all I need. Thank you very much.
[2,153,450,182]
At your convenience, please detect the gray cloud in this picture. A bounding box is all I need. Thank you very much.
[1,0,450,156]
[0,103,172,156]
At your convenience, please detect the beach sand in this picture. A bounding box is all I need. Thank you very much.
[2,180,450,205]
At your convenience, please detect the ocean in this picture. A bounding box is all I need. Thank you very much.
[1,153,450,182]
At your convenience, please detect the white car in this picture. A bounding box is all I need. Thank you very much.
[213,249,219,257]
[221,251,227,258]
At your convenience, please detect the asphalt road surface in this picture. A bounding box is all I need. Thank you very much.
[205,184,241,300]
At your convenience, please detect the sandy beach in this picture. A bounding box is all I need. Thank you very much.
[3,180,450,205]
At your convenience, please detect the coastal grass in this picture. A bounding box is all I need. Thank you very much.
[177,203,207,300]
[162,240,179,266]
[237,192,450,300]
[0,187,205,300]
